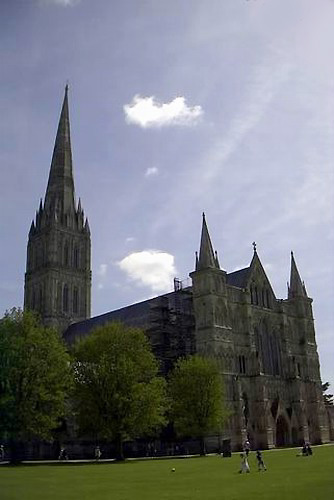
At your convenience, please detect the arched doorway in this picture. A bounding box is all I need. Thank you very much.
[276,415,290,447]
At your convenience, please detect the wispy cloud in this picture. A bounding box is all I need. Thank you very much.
[97,263,107,277]
[125,237,135,243]
[145,166,159,177]
[203,59,292,182]
[286,99,334,228]
[123,95,203,128]
[118,250,177,292]
[39,0,80,6]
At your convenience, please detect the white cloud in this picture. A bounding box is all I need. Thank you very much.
[145,166,159,177]
[118,250,177,292]
[123,95,203,128]
[97,263,107,277]
[125,237,135,243]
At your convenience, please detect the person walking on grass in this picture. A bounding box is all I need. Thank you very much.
[244,439,251,457]
[95,446,102,461]
[58,447,68,461]
[239,452,250,473]
[256,450,267,471]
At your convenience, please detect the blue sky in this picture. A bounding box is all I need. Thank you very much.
[1,0,333,386]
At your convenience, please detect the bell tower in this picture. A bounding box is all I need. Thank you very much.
[24,86,91,333]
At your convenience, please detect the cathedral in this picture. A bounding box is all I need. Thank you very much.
[24,88,332,451]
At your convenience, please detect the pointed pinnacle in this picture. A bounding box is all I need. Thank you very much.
[29,220,35,235]
[288,251,307,299]
[84,218,90,234]
[215,250,220,269]
[197,214,218,270]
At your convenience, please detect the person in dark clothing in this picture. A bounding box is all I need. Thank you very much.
[256,450,267,471]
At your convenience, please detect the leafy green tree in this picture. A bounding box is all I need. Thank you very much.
[72,322,167,460]
[0,309,72,463]
[322,382,334,406]
[168,355,227,456]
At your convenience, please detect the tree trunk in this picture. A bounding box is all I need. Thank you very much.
[115,434,125,461]
[199,436,206,456]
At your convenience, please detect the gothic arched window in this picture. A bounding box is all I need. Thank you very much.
[254,286,259,305]
[266,289,271,308]
[73,287,78,314]
[272,335,281,375]
[238,355,246,374]
[257,320,282,376]
[73,245,79,269]
[261,288,265,307]
[63,284,69,312]
[63,242,69,266]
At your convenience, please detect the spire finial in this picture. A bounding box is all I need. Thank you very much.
[252,241,257,252]
[65,81,69,93]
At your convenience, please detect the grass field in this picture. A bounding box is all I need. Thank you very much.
[1,445,333,500]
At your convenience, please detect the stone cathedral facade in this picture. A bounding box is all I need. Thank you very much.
[25,89,331,451]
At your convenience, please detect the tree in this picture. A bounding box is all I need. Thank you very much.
[72,322,167,460]
[168,355,227,456]
[0,309,72,463]
[322,382,334,406]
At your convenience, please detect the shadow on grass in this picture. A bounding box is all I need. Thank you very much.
[0,454,212,467]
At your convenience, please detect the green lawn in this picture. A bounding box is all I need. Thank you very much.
[1,446,333,500]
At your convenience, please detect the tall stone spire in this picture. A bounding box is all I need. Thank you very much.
[196,213,220,270]
[24,86,91,333]
[288,251,307,299]
[44,84,75,216]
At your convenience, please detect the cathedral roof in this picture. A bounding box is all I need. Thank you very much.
[64,299,152,344]
[226,267,250,288]
[64,265,254,344]
[64,289,194,344]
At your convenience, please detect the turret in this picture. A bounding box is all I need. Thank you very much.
[190,214,231,356]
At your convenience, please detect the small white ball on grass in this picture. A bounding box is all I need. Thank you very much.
[171,467,176,472]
